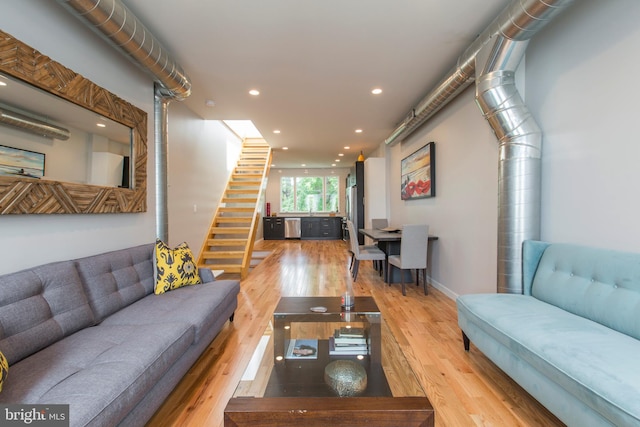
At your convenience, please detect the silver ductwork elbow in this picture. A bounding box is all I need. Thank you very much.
[383,0,573,294]
[57,0,191,100]
[476,63,542,294]
[384,0,574,147]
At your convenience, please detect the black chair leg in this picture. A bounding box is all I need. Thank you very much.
[423,269,428,295]
[387,261,391,285]
[353,260,359,281]
[401,270,406,296]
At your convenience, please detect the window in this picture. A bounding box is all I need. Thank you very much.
[280,176,339,213]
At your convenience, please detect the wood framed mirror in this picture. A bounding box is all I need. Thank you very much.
[0,29,147,214]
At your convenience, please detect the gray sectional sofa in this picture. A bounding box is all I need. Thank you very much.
[457,240,640,427]
[0,243,240,426]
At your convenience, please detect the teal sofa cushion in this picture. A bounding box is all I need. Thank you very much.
[457,293,640,426]
[532,243,640,341]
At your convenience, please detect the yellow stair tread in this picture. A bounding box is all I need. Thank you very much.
[219,207,254,212]
[216,217,252,223]
[210,226,250,234]
[206,238,247,246]
[198,264,242,273]
[228,181,262,186]
[201,251,244,259]
[226,189,259,195]
[221,198,258,204]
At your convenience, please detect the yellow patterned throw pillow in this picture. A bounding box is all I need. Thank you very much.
[154,239,201,295]
[0,350,8,392]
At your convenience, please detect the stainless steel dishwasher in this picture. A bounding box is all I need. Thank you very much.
[284,217,301,239]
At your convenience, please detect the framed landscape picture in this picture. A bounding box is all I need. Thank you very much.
[0,145,45,178]
[401,142,435,200]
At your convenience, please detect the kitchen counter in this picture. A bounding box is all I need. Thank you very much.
[264,216,344,240]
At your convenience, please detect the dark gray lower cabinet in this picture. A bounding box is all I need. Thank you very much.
[263,217,285,240]
[301,217,342,240]
[265,217,342,240]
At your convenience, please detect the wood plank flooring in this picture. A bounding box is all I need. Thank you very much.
[148,239,564,427]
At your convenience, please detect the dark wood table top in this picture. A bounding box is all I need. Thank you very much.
[274,296,380,316]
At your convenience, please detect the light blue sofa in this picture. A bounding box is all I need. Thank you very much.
[0,243,240,427]
[457,240,640,427]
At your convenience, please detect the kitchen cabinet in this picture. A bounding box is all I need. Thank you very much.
[301,217,342,240]
[263,217,285,240]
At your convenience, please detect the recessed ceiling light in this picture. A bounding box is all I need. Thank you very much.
[273,129,281,134]
[0,81,6,87]
[301,164,306,167]
[344,146,350,150]
[335,159,340,162]
[371,88,382,95]
[96,123,106,128]
[338,153,344,157]
[282,147,288,150]
[355,129,363,133]
[205,99,215,107]
[331,163,336,167]
[249,89,260,96]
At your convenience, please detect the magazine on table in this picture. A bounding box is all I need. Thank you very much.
[285,338,319,359]
[329,337,368,355]
[337,326,365,337]
[333,329,367,345]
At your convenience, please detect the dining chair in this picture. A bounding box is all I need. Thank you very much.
[346,219,379,269]
[387,224,429,296]
[371,218,388,229]
[346,220,386,281]
[369,218,388,271]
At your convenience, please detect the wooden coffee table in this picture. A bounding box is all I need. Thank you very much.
[224,296,434,426]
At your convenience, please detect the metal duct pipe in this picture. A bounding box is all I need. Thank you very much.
[476,38,541,294]
[383,0,574,295]
[0,106,70,140]
[385,0,575,146]
[155,86,170,242]
[57,0,191,100]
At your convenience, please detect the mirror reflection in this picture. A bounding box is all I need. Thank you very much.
[0,72,133,188]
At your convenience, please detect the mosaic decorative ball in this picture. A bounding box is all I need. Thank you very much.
[324,360,367,397]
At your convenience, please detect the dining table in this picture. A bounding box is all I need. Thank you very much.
[359,228,438,284]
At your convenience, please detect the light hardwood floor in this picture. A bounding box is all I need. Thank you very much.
[149,239,564,427]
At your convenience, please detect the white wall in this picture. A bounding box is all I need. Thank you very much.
[0,2,156,275]
[166,103,242,257]
[384,0,640,298]
[529,0,640,252]
[386,88,499,297]
[3,0,640,290]
[364,157,387,229]
[0,2,239,274]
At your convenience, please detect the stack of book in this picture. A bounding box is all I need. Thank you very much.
[329,326,368,355]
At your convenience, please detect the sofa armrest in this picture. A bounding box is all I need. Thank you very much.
[199,268,215,283]
[522,240,550,295]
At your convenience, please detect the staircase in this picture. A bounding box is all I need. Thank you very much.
[197,139,271,279]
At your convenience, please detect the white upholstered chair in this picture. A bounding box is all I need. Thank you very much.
[387,224,429,296]
[347,220,386,281]
[371,218,388,229]
[369,218,388,271]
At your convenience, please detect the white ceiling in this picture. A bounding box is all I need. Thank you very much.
[125,0,510,168]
